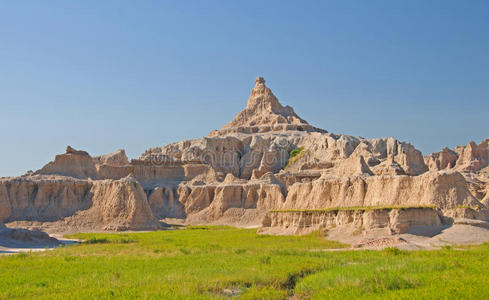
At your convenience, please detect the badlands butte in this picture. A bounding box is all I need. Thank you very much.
[2,77,489,248]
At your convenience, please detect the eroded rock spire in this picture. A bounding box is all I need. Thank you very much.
[211,77,326,136]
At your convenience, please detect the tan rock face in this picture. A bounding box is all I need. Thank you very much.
[260,207,442,235]
[0,176,159,231]
[424,147,458,171]
[2,77,487,233]
[36,147,97,179]
[424,139,489,207]
[284,135,427,176]
[93,149,129,166]
[178,175,285,225]
[0,176,92,222]
[482,185,489,207]
[222,77,309,128]
[77,177,160,231]
[210,77,326,136]
[282,171,479,210]
[425,139,489,172]
[140,135,293,179]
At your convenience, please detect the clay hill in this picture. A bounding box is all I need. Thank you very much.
[2,77,489,247]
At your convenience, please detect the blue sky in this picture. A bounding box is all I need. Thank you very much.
[1,1,488,176]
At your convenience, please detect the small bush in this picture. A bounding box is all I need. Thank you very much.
[284,147,306,169]
[84,238,110,244]
[83,237,136,244]
[290,147,304,158]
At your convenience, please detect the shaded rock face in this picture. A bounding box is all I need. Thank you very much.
[1,77,488,233]
[147,186,185,219]
[0,226,60,248]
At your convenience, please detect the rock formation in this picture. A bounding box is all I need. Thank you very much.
[282,171,479,211]
[0,225,60,249]
[425,139,489,172]
[0,175,160,232]
[260,207,442,236]
[36,146,97,179]
[210,77,326,136]
[424,139,489,213]
[93,149,129,166]
[1,77,488,239]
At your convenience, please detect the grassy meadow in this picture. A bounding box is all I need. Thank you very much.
[1,226,489,299]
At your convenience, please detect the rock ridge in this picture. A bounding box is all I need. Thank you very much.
[1,77,488,238]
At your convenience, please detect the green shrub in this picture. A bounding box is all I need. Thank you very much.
[284,147,305,169]
[289,147,304,158]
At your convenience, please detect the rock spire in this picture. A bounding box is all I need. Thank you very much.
[211,77,326,136]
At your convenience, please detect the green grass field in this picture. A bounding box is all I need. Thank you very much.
[1,226,489,299]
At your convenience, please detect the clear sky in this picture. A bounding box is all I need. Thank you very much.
[1,1,488,177]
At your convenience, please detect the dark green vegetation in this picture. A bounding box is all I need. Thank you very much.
[1,227,488,299]
[270,205,437,213]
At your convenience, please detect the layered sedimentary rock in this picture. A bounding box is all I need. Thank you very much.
[425,139,489,172]
[0,175,159,231]
[93,149,129,166]
[210,77,326,136]
[67,177,160,231]
[425,139,489,211]
[178,173,285,225]
[424,147,458,171]
[0,175,92,222]
[260,207,442,235]
[482,185,489,207]
[141,135,294,180]
[281,171,479,210]
[147,185,185,219]
[36,146,97,179]
[1,77,488,235]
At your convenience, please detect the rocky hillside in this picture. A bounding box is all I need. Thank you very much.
[1,77,488,234]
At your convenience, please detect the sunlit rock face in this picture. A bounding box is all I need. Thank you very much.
[1,77,488,233]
